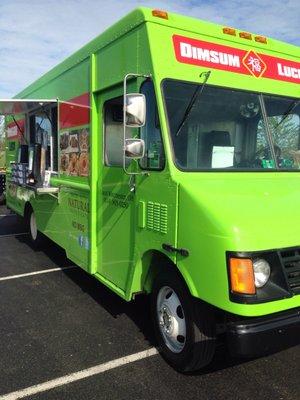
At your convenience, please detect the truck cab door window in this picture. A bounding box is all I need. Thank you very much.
[104,97,124,167]
[140,81,165,170]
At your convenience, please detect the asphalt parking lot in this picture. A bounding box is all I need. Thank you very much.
[0,204,299,400]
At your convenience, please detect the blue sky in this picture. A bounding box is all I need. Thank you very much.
[0,0,299,98]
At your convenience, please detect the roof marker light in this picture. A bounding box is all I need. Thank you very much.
[239,31,252,40]
[223,27,236,36]
[152,9,169,19]
[255,35,268,44]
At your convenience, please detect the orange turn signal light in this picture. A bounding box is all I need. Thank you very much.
[152,9,169,19]
[239,31,252,40]
[229,258,256,295]
[255,35,267,44]
[223,27,236,36]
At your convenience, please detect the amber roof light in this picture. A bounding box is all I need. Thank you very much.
[255,35,268,44]
[223,27,237,36]
[239,31,252,40]
[152,9,169,19]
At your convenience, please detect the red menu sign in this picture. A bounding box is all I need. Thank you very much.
[173,34,300,84]
[7,119,25,140]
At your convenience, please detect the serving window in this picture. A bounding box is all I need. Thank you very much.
[0,99,58,189]
[28,105,58,175]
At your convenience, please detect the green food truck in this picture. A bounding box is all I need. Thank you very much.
[1,8,300,372]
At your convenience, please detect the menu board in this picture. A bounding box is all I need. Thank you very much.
[59,127,89,177]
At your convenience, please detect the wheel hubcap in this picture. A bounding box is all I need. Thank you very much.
[156,286,186,353]
[30,212,37,241]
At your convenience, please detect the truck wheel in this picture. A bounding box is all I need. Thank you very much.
[28,209,43,247]
[151,270,216,372]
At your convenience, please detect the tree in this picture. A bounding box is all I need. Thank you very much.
[257,114,300,161]
[0,116,5,169]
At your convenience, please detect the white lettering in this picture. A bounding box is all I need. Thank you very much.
[284,67,292,77]
[197,48,210,61]
[219,52,228,65]
[179,41,240,68]
[180,42,192,58]
[192,46,198,59]
[277,63,300,79]
[210,50,219,64]
[228,54,240,68]
[291,68,299,79]
[277,63,284,76]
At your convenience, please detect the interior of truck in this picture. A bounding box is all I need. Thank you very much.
[0,99,58,190]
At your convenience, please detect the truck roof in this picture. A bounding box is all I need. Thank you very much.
[16,7,300,99]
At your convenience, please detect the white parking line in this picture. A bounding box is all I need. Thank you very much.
[0,266,76,282]
[0,214,16,217]
[0,348,158,400]
[0,233,28,238]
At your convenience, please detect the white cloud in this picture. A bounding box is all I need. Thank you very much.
[0,0,299,98]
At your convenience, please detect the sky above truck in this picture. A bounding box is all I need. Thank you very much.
[0,0,299,99]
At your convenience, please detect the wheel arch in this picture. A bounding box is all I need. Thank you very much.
[23,201,33,220]
[133,249,194,298]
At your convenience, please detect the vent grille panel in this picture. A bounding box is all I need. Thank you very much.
[147,202,168,234]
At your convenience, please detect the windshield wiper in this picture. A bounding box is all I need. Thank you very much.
[175,71,211,137]
[275,99,299,129]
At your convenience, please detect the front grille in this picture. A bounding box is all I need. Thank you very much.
[280,249,300,294]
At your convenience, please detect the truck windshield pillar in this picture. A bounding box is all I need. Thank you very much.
[139,80,165,170]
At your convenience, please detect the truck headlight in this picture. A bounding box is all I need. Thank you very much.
[253,258,270,288]
[228,251,290,303]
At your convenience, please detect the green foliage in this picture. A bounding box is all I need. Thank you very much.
[257,114,300,160]
[269,114,299,158]
[0,116,5,169]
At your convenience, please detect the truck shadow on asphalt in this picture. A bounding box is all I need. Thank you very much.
[16,234,297,376]
[17,233,74,267]
[17,233,155,341]
[0,213,27,236]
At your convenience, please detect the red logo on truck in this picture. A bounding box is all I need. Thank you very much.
[173,34,300,84]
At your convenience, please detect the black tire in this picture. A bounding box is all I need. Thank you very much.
[27,208,44,248]
[151,269,216,372]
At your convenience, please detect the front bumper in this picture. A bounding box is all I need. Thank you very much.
[226,307,300,357]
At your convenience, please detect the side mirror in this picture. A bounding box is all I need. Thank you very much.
[125,138,145,159]
[125,94,146,127]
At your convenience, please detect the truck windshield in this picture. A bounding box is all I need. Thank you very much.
[163,80,300,171]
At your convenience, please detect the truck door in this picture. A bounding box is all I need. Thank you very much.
[96,81,178,296]
[133,80,178,285]
[96,91,136,292]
